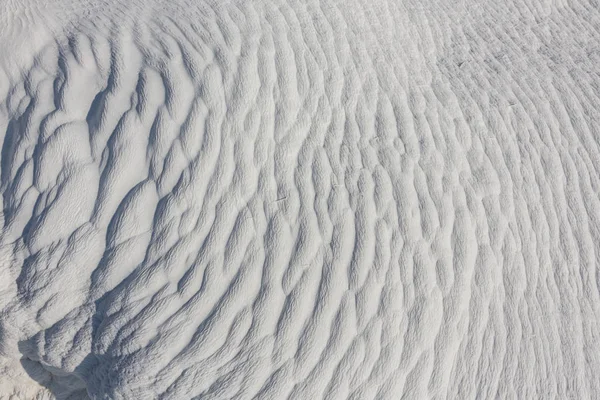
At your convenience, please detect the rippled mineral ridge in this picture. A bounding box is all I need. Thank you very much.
[0,0,600,398]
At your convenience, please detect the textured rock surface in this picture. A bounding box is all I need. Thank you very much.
[1,0,600,398]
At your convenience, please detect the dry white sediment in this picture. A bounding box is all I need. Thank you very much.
[0,0,599,398]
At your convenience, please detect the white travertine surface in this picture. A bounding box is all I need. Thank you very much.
[1,0,600,398]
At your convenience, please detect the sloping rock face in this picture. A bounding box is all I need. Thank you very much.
[1,0,600,398]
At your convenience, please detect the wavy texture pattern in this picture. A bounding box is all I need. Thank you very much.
[0,0,600,398]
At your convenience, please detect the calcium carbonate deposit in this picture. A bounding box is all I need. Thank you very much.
[0,0,599,398]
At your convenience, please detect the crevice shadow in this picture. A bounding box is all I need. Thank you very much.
[18,344,91,400]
